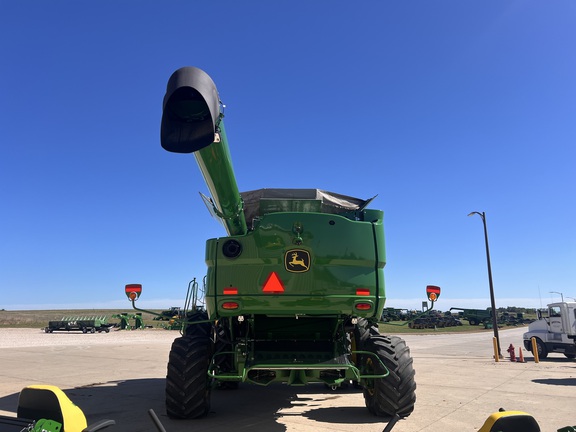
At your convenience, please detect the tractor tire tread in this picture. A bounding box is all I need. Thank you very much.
[165,335,212,419]
[362,335,416,418]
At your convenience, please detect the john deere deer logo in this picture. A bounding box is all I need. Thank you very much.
[285,249,310,273]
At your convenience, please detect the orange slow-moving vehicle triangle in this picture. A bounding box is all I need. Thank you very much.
[262,272,285,293]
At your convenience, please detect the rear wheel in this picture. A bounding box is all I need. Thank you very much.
[353,318,379,346]
[166,335,212,419]
[184,309,211,337]
[361,335,416,418]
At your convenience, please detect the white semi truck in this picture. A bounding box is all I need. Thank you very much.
[523,302,576,359]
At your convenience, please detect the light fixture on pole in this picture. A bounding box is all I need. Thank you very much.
[549,291,564,302]
[468,211,502,358]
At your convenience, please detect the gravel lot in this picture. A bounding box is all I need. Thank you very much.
[0,327,178,348]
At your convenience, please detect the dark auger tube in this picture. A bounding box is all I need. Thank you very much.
[160,67,247,236]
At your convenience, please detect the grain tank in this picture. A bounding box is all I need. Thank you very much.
[159,66,416,419]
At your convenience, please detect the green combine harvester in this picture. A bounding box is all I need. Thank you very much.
[128,66,429,420]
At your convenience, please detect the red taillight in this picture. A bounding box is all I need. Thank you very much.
[355,303,372,311]
[262,272,285,294]
[222,302,239,310]
[356,288,370,296]
[223,287,238,295]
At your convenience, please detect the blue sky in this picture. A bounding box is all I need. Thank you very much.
[1,1,575,311]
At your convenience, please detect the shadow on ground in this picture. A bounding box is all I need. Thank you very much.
[533,377,576,386]
[0,379,392,432]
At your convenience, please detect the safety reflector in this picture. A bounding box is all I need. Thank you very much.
[223,287,238,295]
[426,285,441,302]
[125,284,142,301]
[262,272,285,294]
[356,288,370,296]
[355,303,372,311]
[222,302,239,310]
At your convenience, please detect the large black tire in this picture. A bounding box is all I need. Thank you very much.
[361,335,416,418]
[184,310,211,337]
[353,318,375,345]
[166,335,212,419]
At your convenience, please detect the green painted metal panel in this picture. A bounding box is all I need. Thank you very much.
[205,211,385,319]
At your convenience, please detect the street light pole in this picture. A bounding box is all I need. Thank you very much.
[468,211,502,358]
[549,291,564,302]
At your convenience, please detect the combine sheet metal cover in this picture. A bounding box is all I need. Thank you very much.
[240,188,373,226]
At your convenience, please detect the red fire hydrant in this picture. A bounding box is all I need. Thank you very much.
[507,344,516,362]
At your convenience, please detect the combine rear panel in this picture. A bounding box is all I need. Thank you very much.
[206,200,385,319]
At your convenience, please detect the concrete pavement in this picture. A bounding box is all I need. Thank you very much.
[0,327,574,431]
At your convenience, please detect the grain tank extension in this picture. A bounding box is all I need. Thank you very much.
[159,67,417,419]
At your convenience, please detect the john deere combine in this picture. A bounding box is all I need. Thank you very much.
[139,66,420,419]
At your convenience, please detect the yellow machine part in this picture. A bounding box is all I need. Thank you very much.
[17,385,88,432]
[478,410,540,432]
